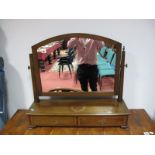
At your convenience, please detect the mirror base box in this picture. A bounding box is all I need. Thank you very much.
[26,99,129,128]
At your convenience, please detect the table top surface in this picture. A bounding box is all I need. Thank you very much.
[0,109,155,135]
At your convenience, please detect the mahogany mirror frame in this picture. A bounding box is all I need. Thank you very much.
[30,33,122,100]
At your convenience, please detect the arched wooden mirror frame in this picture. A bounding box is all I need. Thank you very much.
[30,33,122,101]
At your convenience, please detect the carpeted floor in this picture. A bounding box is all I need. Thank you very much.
[40,69,114,92]
[40,55,114,92]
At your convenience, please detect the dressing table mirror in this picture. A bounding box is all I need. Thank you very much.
[27,33,129,128]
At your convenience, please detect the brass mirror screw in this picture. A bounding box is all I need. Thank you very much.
[28,66,31,70]
[124,64,128,68]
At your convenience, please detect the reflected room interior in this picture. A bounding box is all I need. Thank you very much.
[37,38,116,93]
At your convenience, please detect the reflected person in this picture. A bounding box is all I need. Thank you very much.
[67,38,104,91]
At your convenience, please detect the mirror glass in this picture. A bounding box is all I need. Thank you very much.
[37,37,116,93]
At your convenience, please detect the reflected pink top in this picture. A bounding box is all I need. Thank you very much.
[67,38,104,65]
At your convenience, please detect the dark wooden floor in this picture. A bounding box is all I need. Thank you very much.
[0,109,155,135]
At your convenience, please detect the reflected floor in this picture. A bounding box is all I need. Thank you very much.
[40,59,114,92]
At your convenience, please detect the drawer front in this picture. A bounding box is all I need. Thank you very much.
[78,116,127,126]
[30,116,76,126]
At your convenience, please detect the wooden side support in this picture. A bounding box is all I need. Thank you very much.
[118,46,125,102]
[29,54,39,103]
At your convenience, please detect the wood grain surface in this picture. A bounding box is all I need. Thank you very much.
[0,109,155,135]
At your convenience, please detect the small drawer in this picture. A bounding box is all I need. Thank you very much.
[30,116,76,126]
[78,116,127,126]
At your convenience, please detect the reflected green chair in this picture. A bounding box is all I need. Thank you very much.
[97,51,116,90]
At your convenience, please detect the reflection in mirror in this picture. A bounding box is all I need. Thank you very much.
[37,38,116,93]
